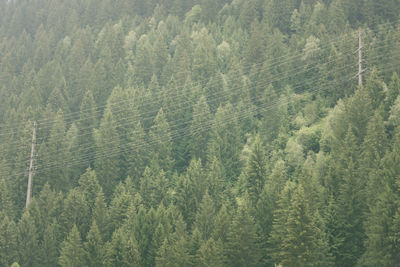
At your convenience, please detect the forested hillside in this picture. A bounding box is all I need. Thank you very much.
[1,0,400,266]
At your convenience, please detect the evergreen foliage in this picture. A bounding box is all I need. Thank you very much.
[0,0,400,266]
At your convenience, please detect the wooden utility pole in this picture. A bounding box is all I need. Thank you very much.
[358,31,363,87]
[26,121,36,208]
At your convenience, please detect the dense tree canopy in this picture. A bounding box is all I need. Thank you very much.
[0,0,400,266]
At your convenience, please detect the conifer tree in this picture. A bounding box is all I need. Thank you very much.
[359,133,400,266]
[212,204,231,243]
[149,108,174,175]
[281,185,332,266]
[156,214,192,267]
[190,95,212,163]
[94,105,121,197]
[60,188,90,238]
[78,167,102,212]
[244,135,267,205]
[364,69,386,111]
[105,228,141,267]
[85,221,104,267]
[93,190,109,240]
[194,191,216,240]
[334,128,367,266]
[59,224,86,267]
[18,211,40,267]
[385,72,400,117]
[225,196,262,267]
[206,157,225,208]
[192,28,216,86]
[45,110,70,191]
[78,90,97,172]
[41,222,59,267]
[175,159,206,228]
[126,121,147,184]
[208,104,242,181]
[362,112,388,206]
[198,237,226,267]
[0,216,18,267]
[140,167,169,209]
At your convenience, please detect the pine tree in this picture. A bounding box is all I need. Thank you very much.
[78,167,102,212]
[244,135,267,205]
[77,90,97,172]
[0,216,18,267]
[175,159,206,229]
[140,167,169,209]
[358,185,400,266]
[269,182,333,266]
[359,133,400,266]
[17,210,41,267]
[105,228,141,267]
[212,204,231,243]
[93,190,109,240]
[362,112,388,207]
[190,95,212,163]
[385,72,400,117]
[41,222,59,267]
[85,221,104,267]
[225,196,262,267]
[149,108,174,175]
[208,104,242,181]
[126,121,147,185]
[65,123,81,186]
[364,69,386,110]
[334,128,367,267]
[281,185,332,266]
[198,237,226,267]
[192,28,216,86]
[94,104,121,197]
[194,191,216,240]
[60,188,90,239]
[59,224,86,267]
[156,214,192,267]
[206,157,225,208]
[106,86,141,179]
[45,110,70,191]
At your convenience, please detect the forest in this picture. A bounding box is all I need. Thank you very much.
[1,0,400,266]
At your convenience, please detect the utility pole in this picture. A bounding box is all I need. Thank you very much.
[26,121,36,208]
[358,31,363,87]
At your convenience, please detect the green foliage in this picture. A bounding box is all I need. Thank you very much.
[18,211,40,267]
[94,105,121,197]
[269,182,333,266]
[244,135,267,205]
[1,0,400,266]
[0,216,18,266]
[225,196,262,267]
[59,225,86,267]
[149,108,174,175]
[85,221,105,267]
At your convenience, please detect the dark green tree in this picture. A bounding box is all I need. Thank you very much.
[59,224,86,267]
[18,211,40,267]
[77,90,97,172]
[197,237,226,267]
[85,221,104,267]
[0,216,18,267]
[194,191,216,240]
[244,135,267,205]
[225,196,262,267]
[149,108,174,175]
[190,95,212,163]
[41,221,59,267]
[94,105,121,197]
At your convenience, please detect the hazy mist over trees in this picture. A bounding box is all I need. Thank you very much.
[1,0,400,266]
